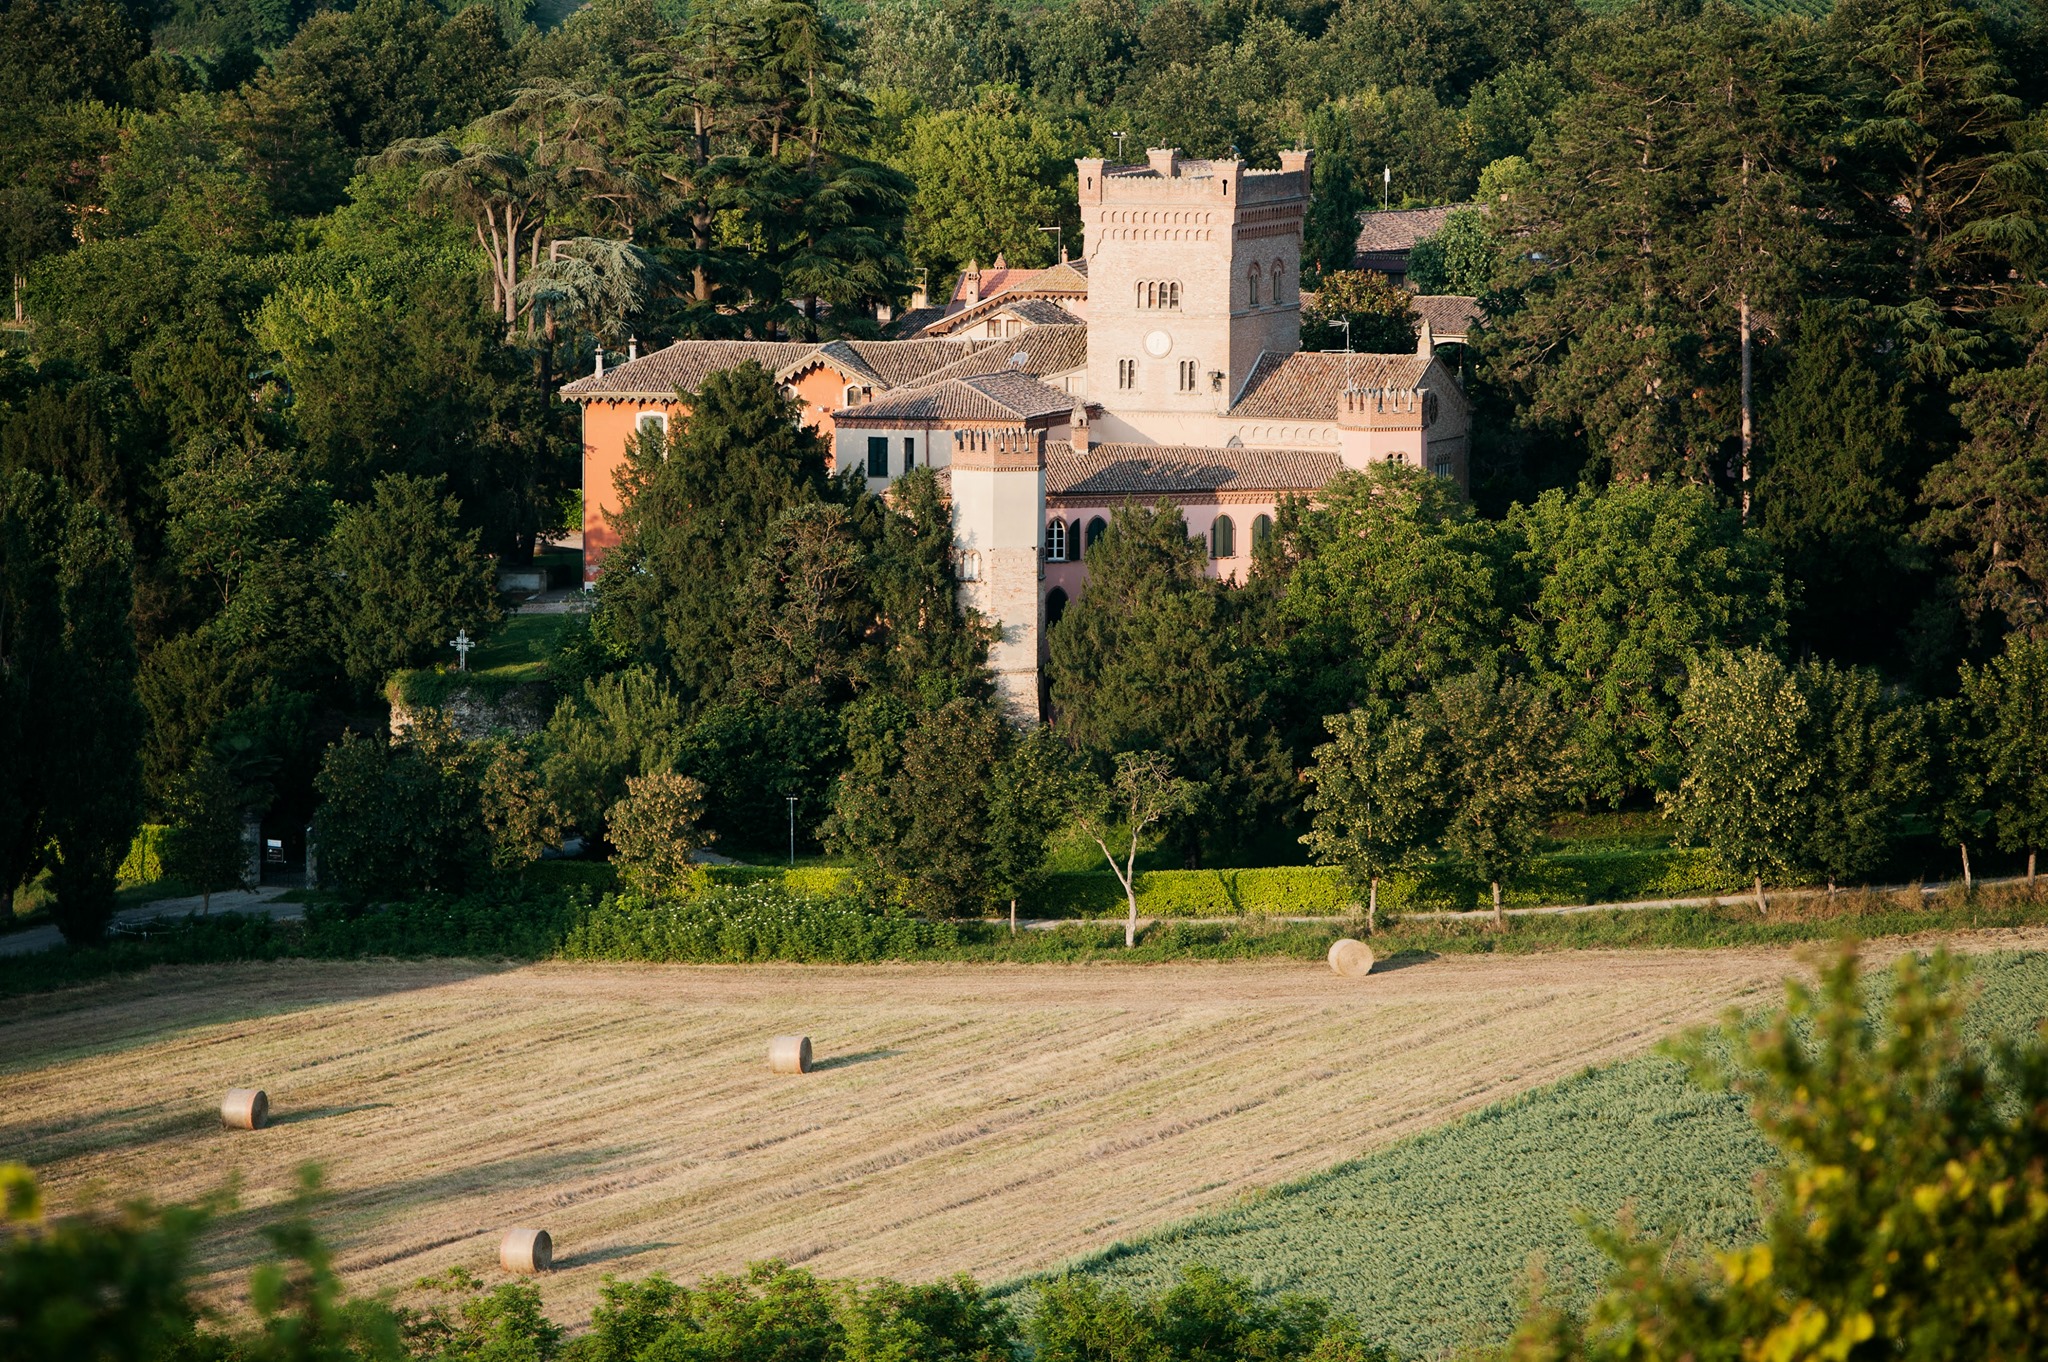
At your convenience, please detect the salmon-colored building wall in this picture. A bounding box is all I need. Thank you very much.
[577,367,853,583]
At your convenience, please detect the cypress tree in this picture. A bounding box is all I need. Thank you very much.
[1047,502,1290,866]
[0,470,145,942]
[1755,303,1919,666]
[592,362,835,706]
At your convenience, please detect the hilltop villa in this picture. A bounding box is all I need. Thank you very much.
[562,149,1473,720]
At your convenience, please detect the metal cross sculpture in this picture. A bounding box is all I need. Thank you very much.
[450,629,474,672]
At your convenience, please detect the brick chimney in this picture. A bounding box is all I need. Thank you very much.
[1070,405,1089,452]
[961,261,982,306]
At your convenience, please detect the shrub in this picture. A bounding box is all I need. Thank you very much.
[314,715,557,898]
[561,883,960,964]
[607,771,711,896]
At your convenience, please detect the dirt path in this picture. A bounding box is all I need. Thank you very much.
[5,929,2043,1322]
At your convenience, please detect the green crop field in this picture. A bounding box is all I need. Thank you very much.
[1053,951,2048,1359]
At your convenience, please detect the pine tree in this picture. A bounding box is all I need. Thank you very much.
[726,501,875,712]
[1919,337,2048,642]
[325,473,500,689]
[1488,5,1814,484]
[1825,0,2048,325]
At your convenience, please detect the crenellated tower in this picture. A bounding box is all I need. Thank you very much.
[1076,147,1311,444]
[949,425,1046,723]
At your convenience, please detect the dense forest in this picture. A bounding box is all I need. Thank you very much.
[1,0,2045,939]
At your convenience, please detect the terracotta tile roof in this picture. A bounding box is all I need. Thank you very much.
[1229,350,1434,419]
[1003,298,1082,325]
[836,370,1077,424]
[560,340,817,399]
[1047,442,1344,498]
[1413,294,1482,340]
[917,326,1086,383]
[838,338,985,388]
[885,305,949,337]
[1352,205,1459,256]
[950,264,1043,304]
[920,290,1083,337]
[1034,257,1088,290]
[804,340,887,389]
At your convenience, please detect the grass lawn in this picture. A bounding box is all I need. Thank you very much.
[392,611,577,708]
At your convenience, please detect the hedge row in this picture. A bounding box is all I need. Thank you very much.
[560,883,959,963]
[700,848,1738,918]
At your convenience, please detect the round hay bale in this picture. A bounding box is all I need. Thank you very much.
[220,1088,269,1130]
[500,1227,553,1274]
[1327,938,1375,978]
[768,1035,813,1074]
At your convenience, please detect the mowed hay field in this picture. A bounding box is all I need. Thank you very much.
[5,933,2043,1325]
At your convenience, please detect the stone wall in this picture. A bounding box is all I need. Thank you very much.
[388,681,556,741]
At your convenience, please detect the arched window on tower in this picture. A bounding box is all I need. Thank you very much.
[1045,587,1069,628]
[1046,518,1067,562]
[1247,263,1261,306]
[1211,514,1236,560]
[1086,516,1108,548]
[1168,282,1180,309]
[1272,259,1287,303]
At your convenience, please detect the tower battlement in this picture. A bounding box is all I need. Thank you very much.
[953,426,1047,468]
[1078,148,1311,439]
[1337,385,1437,430]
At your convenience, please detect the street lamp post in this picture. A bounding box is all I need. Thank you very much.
[786,795,797,867]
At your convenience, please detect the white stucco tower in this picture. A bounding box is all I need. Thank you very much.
[950,426,1046,722]
[1077,147,1312,446]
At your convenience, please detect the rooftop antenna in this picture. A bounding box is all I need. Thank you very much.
[1382,165,1391,210]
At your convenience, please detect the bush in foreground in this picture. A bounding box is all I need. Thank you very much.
[1504,945,2048,1359]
